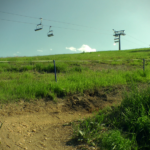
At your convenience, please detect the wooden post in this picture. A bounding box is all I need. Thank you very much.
[119,34,121,50]
[53,60,57,82]
[143,59,145,72]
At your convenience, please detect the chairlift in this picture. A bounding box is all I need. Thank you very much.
[113,34,119,37]
[47,26,54,37]
[35,18,43,31]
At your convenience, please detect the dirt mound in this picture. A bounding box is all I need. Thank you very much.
[62,86,122,113]
[0,86,123,150]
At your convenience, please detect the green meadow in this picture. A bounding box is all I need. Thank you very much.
[0,48,150,103]
[1,48,150,149]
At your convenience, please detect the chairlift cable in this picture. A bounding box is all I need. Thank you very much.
[0,18,36,25]
[126,34,149,45]
[0,10,97,29]
[0,18,112,35]
[123,38,147,47]
[1,10,149,45]
[0,11,38,19]
[0,10,113,33]
[0,17,149,46]
[0,18,87,32]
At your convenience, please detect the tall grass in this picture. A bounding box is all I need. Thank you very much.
[0,68,150,103]
[72,84,150,149]
[0,62,89,73]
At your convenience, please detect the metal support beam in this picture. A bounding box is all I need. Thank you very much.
[113,29,125,51]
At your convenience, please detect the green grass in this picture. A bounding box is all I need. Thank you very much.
[0,48,150,61]
[72,84,150,149]
[0,68,150,103]
[1,48,150,149]
[0,48,150,103]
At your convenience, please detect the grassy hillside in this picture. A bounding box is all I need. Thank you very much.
[0,48,150,61]
[0,48,150,103]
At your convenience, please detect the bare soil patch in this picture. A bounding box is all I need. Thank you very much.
[0,86,124,150]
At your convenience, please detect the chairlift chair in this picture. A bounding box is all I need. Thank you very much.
[47,26,54,37]
[35,18,43,31]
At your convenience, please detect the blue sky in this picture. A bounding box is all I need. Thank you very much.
[0,0,150,57]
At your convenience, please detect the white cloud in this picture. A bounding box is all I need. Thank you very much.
[66,45,96,52]
[37,50,43,52]
[13,54,18,57]
[78,45,96,52]
[13,51,20,56]
[66,47,77,51]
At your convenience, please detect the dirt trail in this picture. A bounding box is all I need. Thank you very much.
[0,111,92,150]
[0,86,123,150]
